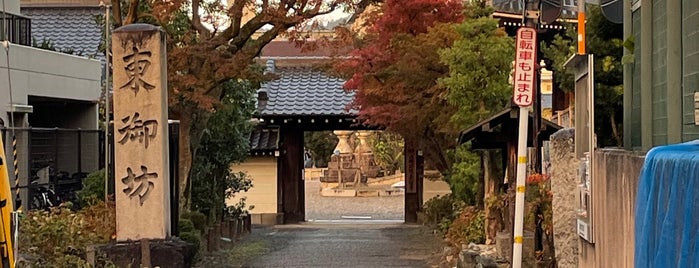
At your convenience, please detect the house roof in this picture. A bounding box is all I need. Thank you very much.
[260,40,346,58]
[492,0,579,19]
[20,0,101,7]
[256,63,355,117]
[20,6,103,59]
[249,126,279,152]
[458,107,562,144]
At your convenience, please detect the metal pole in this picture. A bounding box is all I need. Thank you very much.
[512,107,529,268]
[512,1,538,267]
[577,0,586,55]
[101,1,111,202]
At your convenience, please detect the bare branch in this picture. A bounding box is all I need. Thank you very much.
[226,13,268,50]
[346,0,382,25]
[228,0,247,39]
[192,0,212,39]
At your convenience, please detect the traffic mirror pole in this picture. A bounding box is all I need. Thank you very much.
[512,1,540,267]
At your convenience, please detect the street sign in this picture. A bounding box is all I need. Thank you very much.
[513,27,538,107]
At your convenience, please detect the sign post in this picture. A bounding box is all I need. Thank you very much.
[512,26,537,268]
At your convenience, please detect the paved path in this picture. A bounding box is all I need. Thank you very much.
[304,180,405,221]
[243,223,442,268]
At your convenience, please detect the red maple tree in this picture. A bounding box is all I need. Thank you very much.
[335,0,464,173]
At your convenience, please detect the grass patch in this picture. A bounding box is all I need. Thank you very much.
[228,240,270,263]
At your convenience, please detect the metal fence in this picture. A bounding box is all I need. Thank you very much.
[1,127,103,210]
[0,12,32,46]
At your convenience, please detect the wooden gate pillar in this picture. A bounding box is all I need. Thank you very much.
[278,126,305,223]
[404,139,424,223]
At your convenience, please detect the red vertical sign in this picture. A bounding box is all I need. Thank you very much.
[513,27,537,107]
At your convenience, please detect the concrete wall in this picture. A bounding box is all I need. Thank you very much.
[0,43,101,127]
[4,0,21,15]
[581,149,644,268]
[551,128,646,268]
[229,156,278,224]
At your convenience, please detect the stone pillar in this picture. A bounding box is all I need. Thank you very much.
[333,130,355,154]
[354,131,372,153]
[549,128,578,267]
[112,24,171,240]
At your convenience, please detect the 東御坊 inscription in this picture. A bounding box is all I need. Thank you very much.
[121,165,158,205]
[121,45,155,94]
[118,112,158,148]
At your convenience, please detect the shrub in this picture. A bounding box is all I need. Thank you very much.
[181,211,207,234]
[445,206,485,249]
[179,218,196,234]
[77,169,106,206]
[18,201,115,267]
[178,231,201,258]
[422,194,463,232]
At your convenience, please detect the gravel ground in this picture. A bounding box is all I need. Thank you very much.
[304,180,404,222]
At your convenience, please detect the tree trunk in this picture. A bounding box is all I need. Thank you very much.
[483,150,500,244]
[477,151,485,209]
[178,111,194,214]
[175,105,212,214]
[610,111,622,146]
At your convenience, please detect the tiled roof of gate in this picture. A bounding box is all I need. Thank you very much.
[249,126,279,151]
[21,7,103,60]
[257,65,356,117]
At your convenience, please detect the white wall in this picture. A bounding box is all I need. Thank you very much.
[0,43,101,127]
[229,156,278,214]
[4,0,21,15]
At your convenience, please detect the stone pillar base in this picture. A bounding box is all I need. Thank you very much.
[88,238,195,268]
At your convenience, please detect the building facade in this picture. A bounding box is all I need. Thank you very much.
[1,0,101,209]
[624,0,699,150]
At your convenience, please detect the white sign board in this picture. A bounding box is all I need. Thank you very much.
[513,27,537,107]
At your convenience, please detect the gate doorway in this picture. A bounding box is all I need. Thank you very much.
[303,130,405,223]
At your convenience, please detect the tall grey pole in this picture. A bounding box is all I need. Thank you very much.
[101,1,111,202]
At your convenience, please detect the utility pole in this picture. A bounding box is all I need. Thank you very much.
[100,1,111,202]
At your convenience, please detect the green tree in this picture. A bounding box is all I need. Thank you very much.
[540,5,623,146]
[369,132,404,174]
[437,2,512,209]
[540,25,577,92]
[446,143,480,206]
[304,131,339,168]
[190,79,257,222]
[587,5,624,146]
[438,2,514,129]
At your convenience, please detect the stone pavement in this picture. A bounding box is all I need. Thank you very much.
[244,223,443,267]
[304,180,404,222]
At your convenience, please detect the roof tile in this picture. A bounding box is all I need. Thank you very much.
[257,65,356,117]
[21,7,103,60]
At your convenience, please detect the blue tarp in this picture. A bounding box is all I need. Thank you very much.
[635,140,699,268]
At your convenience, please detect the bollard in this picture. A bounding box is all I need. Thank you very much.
[213,224,222,250]
[206,227,215,252]
[221,220,230,238]
[141,239,151,268]
[230,219,238,242]
[244,214,252,234]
